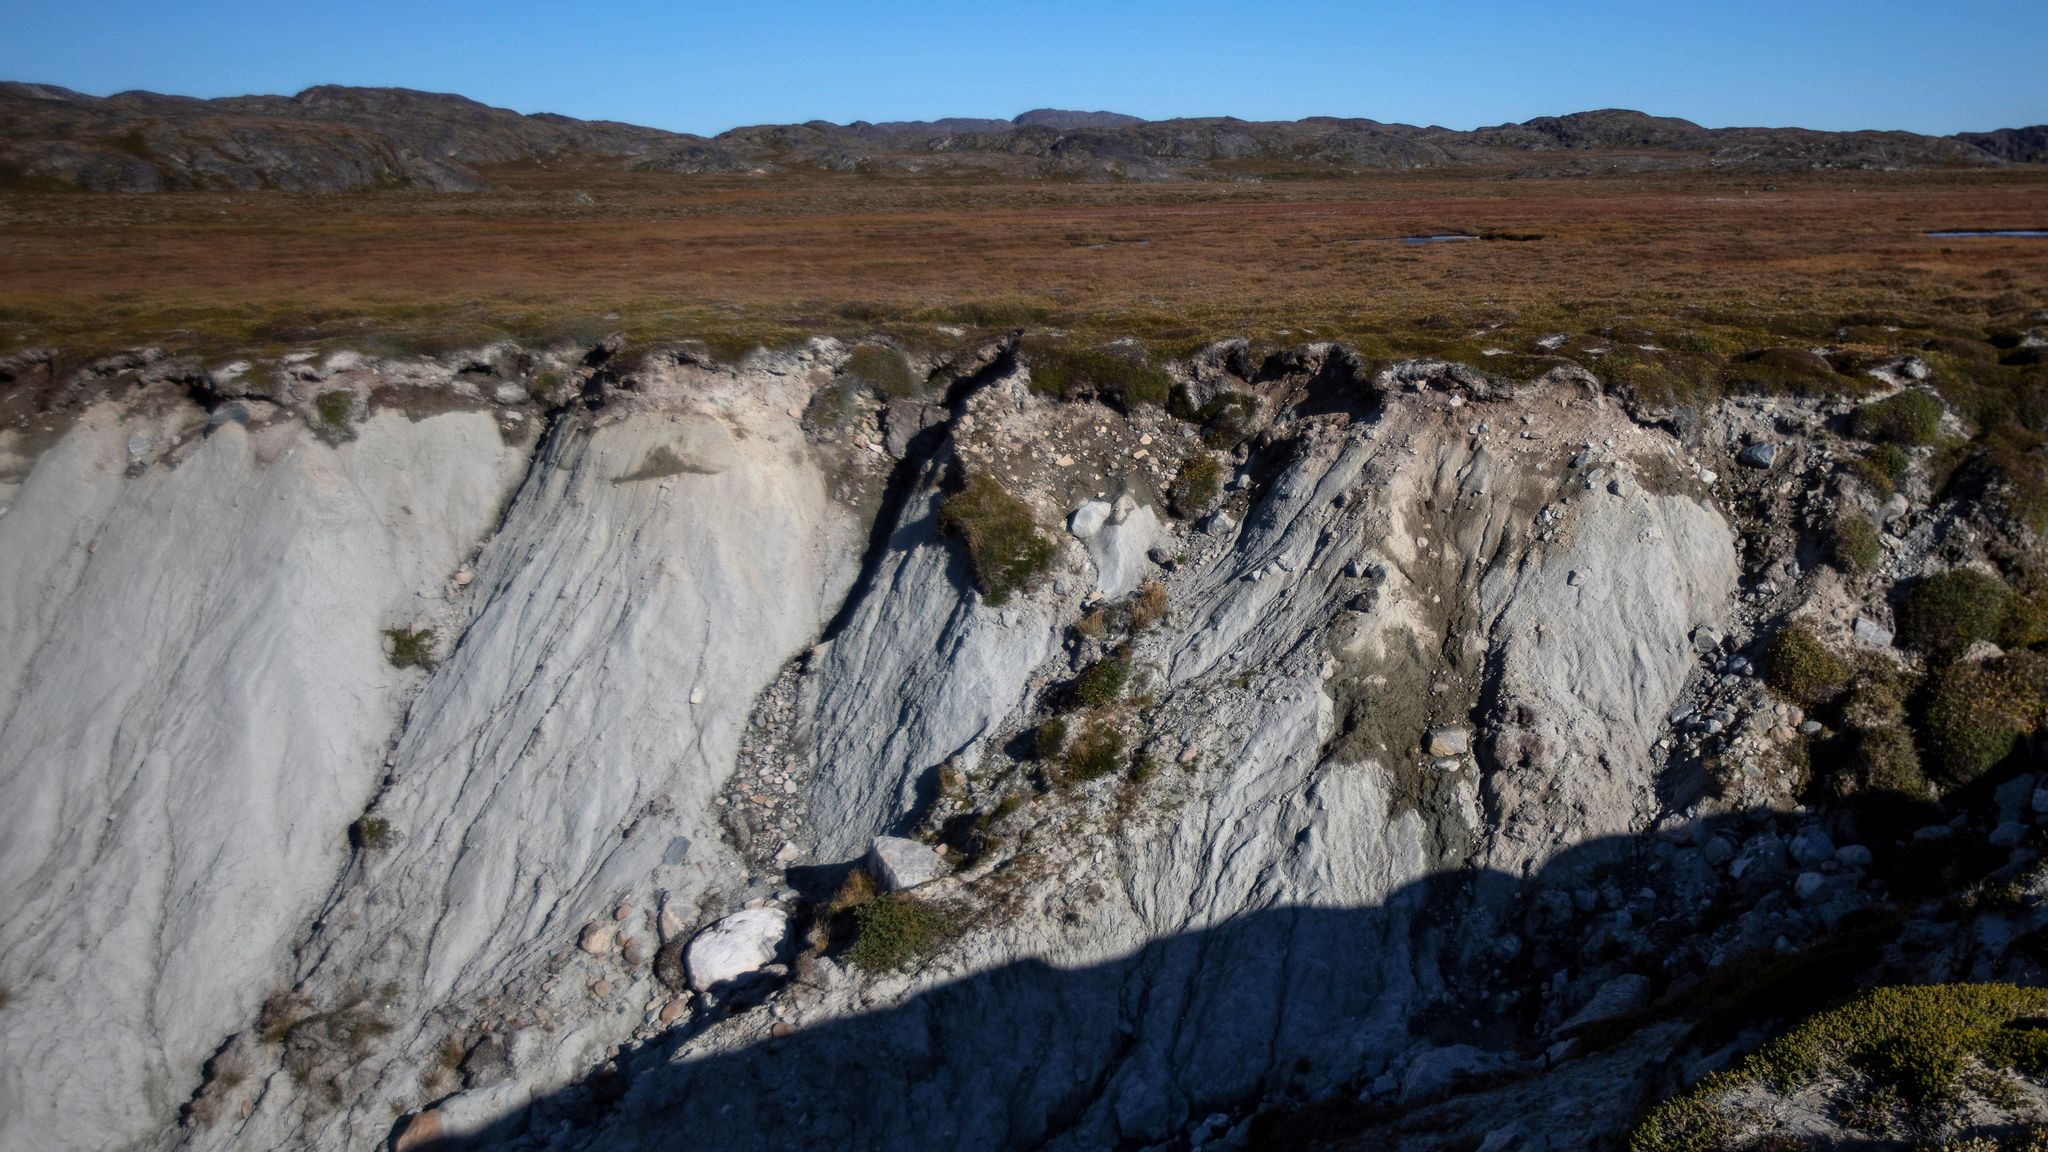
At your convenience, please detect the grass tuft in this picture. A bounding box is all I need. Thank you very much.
[939,475,1057,605]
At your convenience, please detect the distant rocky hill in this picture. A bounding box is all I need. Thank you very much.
[0,81,2042,191]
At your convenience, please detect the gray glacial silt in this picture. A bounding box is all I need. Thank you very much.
[0,406,529,1151]
[582,368,1737,1151]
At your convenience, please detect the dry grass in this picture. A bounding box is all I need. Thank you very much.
[2,164,2044,360]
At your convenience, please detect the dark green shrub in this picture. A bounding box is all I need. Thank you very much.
[383,627,436,670]
[1766,625,1850,706]
[939,475,1057,606]
[850,895,958,971]
[842,344,918,399]
[1918,652,2048,787]
[1027,344,1172,408]
[1854,725,1930,797]
[1063,721,1126,783]
[1828,516,1882,574]
[1850,390,1943,446]
[1897,568,2014,662]
[1167,454,1223,518]
[1069,649,1131,708]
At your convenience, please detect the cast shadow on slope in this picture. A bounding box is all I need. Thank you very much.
[408,781,1984,1152]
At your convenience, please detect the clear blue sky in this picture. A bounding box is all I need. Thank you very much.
[3,0,2043,136]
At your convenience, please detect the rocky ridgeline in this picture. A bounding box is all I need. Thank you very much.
[3,330,2048,1152]
[2,82,2040,193]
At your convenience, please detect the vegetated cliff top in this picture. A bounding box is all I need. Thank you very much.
[2,80,2043,192]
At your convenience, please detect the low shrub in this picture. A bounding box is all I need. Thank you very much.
[842,344,918,399]
[1026,344,1172,409]
[1197,392,1261,449]
[1723,346,1851,396]
[850,895,958,971]
[1851,389,1943,446]
[1063,719,1127,783]
[1766,625,1850,706]
[1034,717,1069,759]
[1853,724,1931,797]
[1168,454,1224,518]
[1828,516,1883,574]
[1897,569,2014,662]
[382,627,436,670]
[1917,652,2048,787]
[1631,985,2048,1152]
[1846,443,1913,495]
[939,475,1057,606]
[1069,648,1131,708]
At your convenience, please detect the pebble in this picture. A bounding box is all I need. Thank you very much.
[579,923,613,955]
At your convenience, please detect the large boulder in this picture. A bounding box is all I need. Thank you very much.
[685,908,788,992]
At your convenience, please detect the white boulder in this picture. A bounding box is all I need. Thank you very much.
[686,908,789,992]
[868,836,948,892]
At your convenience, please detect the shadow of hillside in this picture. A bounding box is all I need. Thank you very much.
[404,755,2046,1152]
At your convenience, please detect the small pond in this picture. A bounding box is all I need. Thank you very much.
[1925,230,2048,238]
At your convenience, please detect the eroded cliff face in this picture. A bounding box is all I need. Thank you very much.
[0,332,1917,1152]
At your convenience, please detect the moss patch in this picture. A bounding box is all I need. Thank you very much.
[1828,515,1883,574]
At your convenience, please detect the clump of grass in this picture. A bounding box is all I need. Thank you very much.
[313,389,355,434]
[1846,443,1913,495]
[1062,719,1127,783]
[527,369,565,405]
[1766,624,1850,706]
[349,816,393,851]
[1167,454,1224,518]
[1026,343,1172,409]
[849,895,959,971]
[1069,647,1131,708]
[1129,579,1168,631]
[842,344,918,399]
[1897,569,2014,662]
[383,627,437,670]
[1918,652,2048,787]
[1034,716,1069,759]
[1630,984,2048,1152]
[1828,515,1883,574]
[1851,389,1944,445]
[939,475,1057,606]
